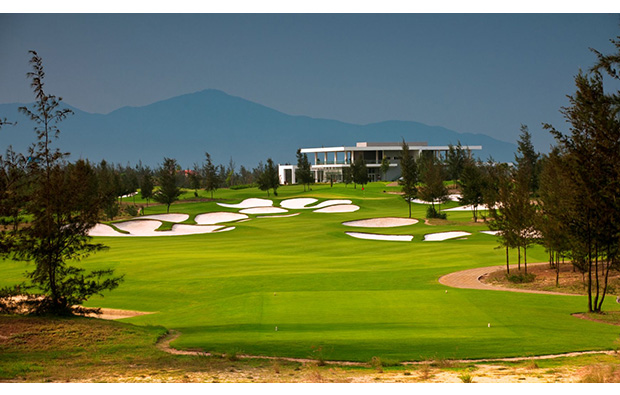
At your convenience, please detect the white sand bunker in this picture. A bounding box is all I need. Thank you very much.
[313,204,360,213]
[139,213,189,222]
[91,220,226,237]
[280,198,318,209]
[113,220,163,236]
[88,223,126,237]
[424,231,471,241]
[343,217,418,228]
[194,212,248,224]
[239,207,288,215]
[308,199,352,209]
[480,230,500,236]
[443,204,498,212]
[346,232,413,242]
[169,224,225,235]
[257,213,301,219]
[218,198,273,209]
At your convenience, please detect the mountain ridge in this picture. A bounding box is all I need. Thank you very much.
[0,89,517,168]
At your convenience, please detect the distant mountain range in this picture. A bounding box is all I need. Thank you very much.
[0,89,517,168]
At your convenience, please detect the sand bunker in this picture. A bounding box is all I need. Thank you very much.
[346,232,414,242]
[280,198,318,209]
[343,217,418,228]
[313,204,360,213]
[308,199,352,209]
[480,230,501,236]
[194,212,248,224]
[424,231,471,241]
[218,198,273,209]
[239,207,288,215]
[443,204,498,212]
[214,226,235,232]
[88,223,126,237]
[90,220,226,237]
[113,220,162,236]
[139,213,189,222]
[169,224,225,235]
[257,213,301,219]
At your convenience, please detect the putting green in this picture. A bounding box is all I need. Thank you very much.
[2,182,619,362]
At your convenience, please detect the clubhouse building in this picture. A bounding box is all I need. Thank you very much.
[278,141,482,184]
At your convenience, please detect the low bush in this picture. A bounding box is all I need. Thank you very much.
[230,184,256,190]
[426,206,447,220]
[506,272,536,283]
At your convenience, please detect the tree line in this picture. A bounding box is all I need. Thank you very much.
[395,38,620,313]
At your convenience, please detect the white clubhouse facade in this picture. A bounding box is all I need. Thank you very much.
[278,141,482,184]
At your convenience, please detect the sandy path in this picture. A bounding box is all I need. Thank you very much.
[438,262,576,295]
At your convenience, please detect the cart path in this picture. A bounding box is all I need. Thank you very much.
[438,262,576,296]
[156,329,615,366]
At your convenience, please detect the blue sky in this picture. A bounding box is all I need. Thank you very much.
[1,13,619,153]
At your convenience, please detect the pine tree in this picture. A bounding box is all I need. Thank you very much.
[399,140,418,218]
[2,51,123,315]
[154,157,181,213]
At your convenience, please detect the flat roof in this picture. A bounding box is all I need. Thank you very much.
[301,143,482,153]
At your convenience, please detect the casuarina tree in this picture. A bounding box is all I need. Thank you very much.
[154,157,182,213]
[1,51,123,316]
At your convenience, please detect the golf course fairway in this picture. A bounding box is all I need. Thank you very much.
[2,182,619,362]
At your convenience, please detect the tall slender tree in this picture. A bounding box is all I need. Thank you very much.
[154,157,182,213]
[399,140,418,218]
[203,152,219,199]
[3,51,122,315]
[458,158,485,222]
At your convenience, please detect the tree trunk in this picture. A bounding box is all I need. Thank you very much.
[555,251,560,287]
[524,245,528,275]
[506,245,510,274]
[517,246,521,271]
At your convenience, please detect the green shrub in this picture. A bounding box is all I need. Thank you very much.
[230,184,256,190]
[426,206,447,219]
[506,273,536,283]
[124,205,140,217]
[458,372,474,383]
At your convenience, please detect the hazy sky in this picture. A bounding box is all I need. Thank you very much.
[1,13,619,152]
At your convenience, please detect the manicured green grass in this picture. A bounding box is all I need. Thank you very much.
[2,182,619,362]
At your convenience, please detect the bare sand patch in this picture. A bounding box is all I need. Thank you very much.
[343,217,418,228]
[257,213,301,219]
[86,308,154,320]
[346,232,413,241]
[313,204,360,213]
[280,198,318,209]
[423,231,471,241]
[194,212,248,224]
[139,213,189,222]
[218,198,273,209]
[239,207,288,215]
